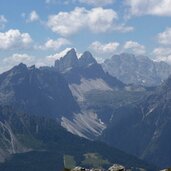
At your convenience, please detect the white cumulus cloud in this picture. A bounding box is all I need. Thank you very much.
[0,29,32,50]
[44,38,70,50]
[89,41,120,61]
[125,0,171,17]
[124,41,146,55]
[46,48,73,61]
[157,27,171,45]
[37,38,71,50]
[90,41,119,54]
[153,47,171,64]
[27,10,39,23]
[1,52,53,73]
[3,53,34,65]
[1,53,35,73]
[47,7,132,36]
[0,15,7,29]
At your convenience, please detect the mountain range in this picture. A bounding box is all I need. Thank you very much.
[54,49,171,168]
[0,48,171,170]
[0,105,154,171]
[102,53,171,86]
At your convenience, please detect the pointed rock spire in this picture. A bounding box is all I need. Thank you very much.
[55,48,79,72]
[79,51,97,67]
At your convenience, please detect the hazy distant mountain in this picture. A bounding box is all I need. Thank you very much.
[100,76,171,168]
[0,63,79,118]
[102,53,171,86]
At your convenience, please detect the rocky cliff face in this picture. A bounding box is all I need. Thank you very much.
[100,76,171,168]
[55,48,79,73]
[0,107,29,162]
[0,63,79,118]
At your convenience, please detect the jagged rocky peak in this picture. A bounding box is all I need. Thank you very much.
[29,65,36,70]
[0,63,29,80]
[55,48,79,73]
[54,49,99,73]
[78,51,97,67]
[65,48,77,60]
[11,63,41,75]
[12,63,28,72]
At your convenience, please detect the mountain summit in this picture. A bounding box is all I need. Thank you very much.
[55,49,97,72]
[78,51,97,67]
[55,48,78,73]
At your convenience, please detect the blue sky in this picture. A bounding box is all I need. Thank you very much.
[0,0,171,72]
